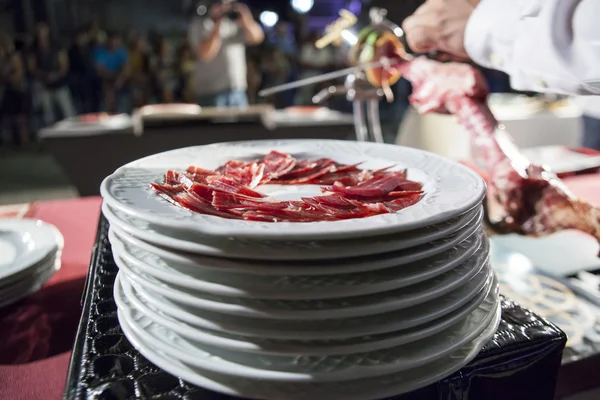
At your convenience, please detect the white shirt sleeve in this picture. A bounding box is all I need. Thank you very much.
[464,0,600,95]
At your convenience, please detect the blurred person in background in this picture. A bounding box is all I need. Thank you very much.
[188,0,264,107]
[128,36,151,107]
[151,37,177,104]
[294,31,335,106]
[177,45,197,102]
[271,22,297,57]
[246,52,262,105]
[68,28,99,114]
[93,32,129,113]
[125,29,140,49]
[0,35,30,147]
[261,47,291,109]
[269,21,298,109]
[88,18,107,46]
[29,22,76,126]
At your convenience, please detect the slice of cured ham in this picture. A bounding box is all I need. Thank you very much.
[208,177,266,199]
[214,160,265,188]
[259,150,297,181]
[327,172,420,198]
[271,158,337,184]
[150,152,425,223]
[398,57,600,251]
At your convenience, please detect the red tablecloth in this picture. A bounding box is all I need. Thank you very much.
[0,170,599,400]
[0,197,101,400]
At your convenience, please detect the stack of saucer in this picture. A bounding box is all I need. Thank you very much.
[101,140,501,400]
[0,219,63,308]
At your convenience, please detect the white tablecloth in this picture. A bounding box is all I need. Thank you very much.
[397,106,583,159]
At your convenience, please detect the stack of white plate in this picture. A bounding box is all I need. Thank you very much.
[101,140,501,400]
[0,219,63,308]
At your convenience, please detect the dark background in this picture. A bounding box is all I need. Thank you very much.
[2,0,425,39]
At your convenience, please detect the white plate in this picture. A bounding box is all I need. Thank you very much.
[0,250,60,292]
[118,304,499,400]
[0,256,61,308]
[125,268,492,339]
[521,145,600,175]
[101,140,485,240]
[116,272,497,355]
[109,220,481,276]
[0,246,61,288]
[111,229,484,299]
[0,219,63,281]
[104,201,483,260]
[121,247,489,320]
[118,290,499,382]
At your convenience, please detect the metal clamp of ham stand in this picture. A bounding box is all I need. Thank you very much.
[313,74,386,143]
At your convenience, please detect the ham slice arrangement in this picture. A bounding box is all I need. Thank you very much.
[398,57,600,251]
[151,151,424,222]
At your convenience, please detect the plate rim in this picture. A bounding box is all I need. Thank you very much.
[119,254,490,320]
[101,139,486,240]
[115,271,497,355]
[120,269,493,339]
[103,200,483,260]
[116,303,499,399]
[0,256,61,307]
[107,221,483,276]
[0,219,63,281]
[110,230,483,299]
[116,284,500,382]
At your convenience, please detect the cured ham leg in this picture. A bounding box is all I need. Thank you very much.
[399,57,600,251]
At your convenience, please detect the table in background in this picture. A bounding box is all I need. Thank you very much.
[39,108,355,197]
[398,107,583,160]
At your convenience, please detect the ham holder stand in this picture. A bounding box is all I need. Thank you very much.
[260,7,412,144]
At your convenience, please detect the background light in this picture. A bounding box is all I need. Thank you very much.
[260,11,279,28]
[341,30,358,46]
[291,0,314,14]
[196,5,207,15]
[347,0,362,15]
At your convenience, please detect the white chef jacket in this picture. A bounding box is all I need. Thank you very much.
[577,96,600,118]
[464,0,600,96]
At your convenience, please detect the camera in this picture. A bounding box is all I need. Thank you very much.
[226,10,241,20]
[194,0,239,19]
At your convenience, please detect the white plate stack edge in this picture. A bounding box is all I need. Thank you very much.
[0,219,64,308]
[101,140,501,400]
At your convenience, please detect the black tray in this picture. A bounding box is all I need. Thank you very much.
[64,215,567,400]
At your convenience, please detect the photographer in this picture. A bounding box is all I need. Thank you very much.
[188,0,264,107]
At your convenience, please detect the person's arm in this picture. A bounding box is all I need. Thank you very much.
[403,0,600,95]
[191,5,225,62]
[465,0,600,95]
[234,3,264,45]
[198,21,223,61]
